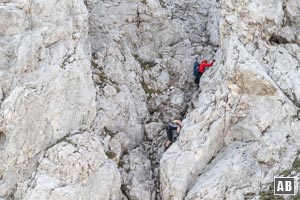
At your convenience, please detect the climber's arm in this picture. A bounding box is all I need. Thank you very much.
[206,61,214,67]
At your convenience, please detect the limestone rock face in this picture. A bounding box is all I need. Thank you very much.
[0,0,119,199]
[17,133,121,200]
[160,0,300,199]
[87,1,220,198]
[1,0,300,199]
[145,122,164,141]
[120,148,153,200]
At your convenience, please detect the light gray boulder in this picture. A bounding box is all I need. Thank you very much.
[0,0,97,197]
[16,133,121,200]
[145,122,164,141]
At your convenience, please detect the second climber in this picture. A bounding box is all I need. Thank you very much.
[194,58,215,89]
[164,118,183,150]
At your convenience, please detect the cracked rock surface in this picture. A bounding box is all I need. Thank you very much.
[0,0,300,200]
[161,0,300,199]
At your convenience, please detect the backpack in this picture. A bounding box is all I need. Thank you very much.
[193,60,199,76]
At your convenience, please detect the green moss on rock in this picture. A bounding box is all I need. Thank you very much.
[91,59,98,68]
[133,54,156,70]
[106,151,117,159]
[104,127,118,137]
[159,0,166,8]
[260,156,300,199]
[292,157,300,171]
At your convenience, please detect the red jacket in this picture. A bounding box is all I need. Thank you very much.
[198,61,214,73]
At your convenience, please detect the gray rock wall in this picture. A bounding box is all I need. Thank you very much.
[160,0,300,199]
[88,1,219,199]
[0,0,299,200]
[0,0,120,199]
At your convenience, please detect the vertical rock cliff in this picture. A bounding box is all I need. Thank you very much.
[161,0,300,199]
[0,0,299,200]
[0,0,119,199]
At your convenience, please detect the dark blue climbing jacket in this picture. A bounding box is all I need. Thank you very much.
[193,60,199,76]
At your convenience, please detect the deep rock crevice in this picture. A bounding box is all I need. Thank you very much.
[268,35,290,45]
[87,0,220,199]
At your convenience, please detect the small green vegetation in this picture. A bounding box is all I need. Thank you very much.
[293,194,300,199]
[109,78,117,85]
[260,156,300,199]
[108,78,121,93]
[141,61,156,70]
[91,59,98,68]
[90,56,121,93]
[292,157,300,170]
[118,160,125,168]
[99,71,107,82]
[115,86,121,93]
[94,71,108,91]
[141,81,163,103]
[0,131,6,149]
[141,81,162,96]
[104,127,118,138]
[133,54,156,70]
[259,182,285,200]
[92,63,121,93]
[279,157,300,177]
[90,58,107,84]
[279,169,290,177]
[159,0,166,8]
[244,192,255,199]
[106,151,117,159]
[141,0,147,4]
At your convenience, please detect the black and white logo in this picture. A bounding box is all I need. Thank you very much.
[274,177,295,195]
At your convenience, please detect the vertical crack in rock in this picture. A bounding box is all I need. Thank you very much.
[87,0,220,199]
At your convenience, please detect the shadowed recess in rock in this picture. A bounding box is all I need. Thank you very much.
[0,131,6,151]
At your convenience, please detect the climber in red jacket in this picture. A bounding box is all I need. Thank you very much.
[194,59,214,89]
